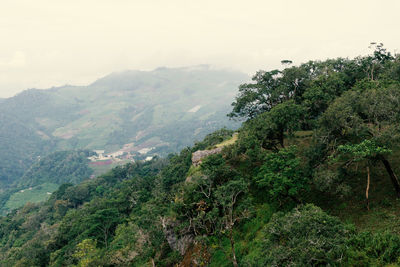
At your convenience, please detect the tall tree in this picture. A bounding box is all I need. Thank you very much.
[318,84,400,196]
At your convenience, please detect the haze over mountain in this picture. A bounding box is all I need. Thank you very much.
[0,66,248,188]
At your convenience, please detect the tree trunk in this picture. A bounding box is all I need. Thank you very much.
[279,131,285,148]
[380,157,400,197]
[229,230,239,267]
[289,195,301,204]
[366,166,370,210]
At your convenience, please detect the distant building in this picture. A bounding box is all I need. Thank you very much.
[109,151,124,158]
[94,150,105,157]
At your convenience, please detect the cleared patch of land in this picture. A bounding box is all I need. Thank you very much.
[4,183,59,211]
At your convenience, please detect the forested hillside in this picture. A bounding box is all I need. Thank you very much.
[0,150,94,215]
[0,112,55,188]
[0,66,246,188]
[2,45,400,266]
[17,150,94,188]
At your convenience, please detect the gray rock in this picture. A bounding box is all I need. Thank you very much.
[192,147,223,166]
[161,217,194,255]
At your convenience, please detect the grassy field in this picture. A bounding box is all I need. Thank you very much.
[3,160,132,212]
[215,133,238,148]
[4,183,59,211]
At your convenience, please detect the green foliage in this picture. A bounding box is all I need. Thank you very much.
[303,71,346,121]
[193,128,234,150]
[19,150,93,187]
[229,69,283,119]
[243,204,354,266]
[333,139,392,163]
[161,148,192,192]
[4,183,59,211]
[0,112,55,188]
[318,82,400,196]
[256,146,308,202]
[319,83,400,146]
[234,100,304,162]
[347,231,400,266]
[107,222,150,265]
[0,150,94,214]
[228,56,371,120]
[72,239,102,267]
[174,154,247,236]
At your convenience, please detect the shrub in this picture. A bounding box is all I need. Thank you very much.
[244,204,354,266]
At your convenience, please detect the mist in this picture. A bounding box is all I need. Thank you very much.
[1,0,400,97]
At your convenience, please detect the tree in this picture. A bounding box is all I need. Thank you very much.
[240,101,304,151]
[161,148,192,192]
[174,155,250,266]
[72,239,102,267]
[84,208,121,248]
[214,178,250,267]
[318,84,400,197]
[108,222,151,266]
[363,42,394,80]
[332,140,392,208]
[243,204,354,266]
[267,101,304,147]
[302,71,346,121]
[256,146,307,204]
[228,69,282,119]
[228,58,359,120]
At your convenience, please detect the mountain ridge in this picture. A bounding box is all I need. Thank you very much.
[0,66,248,187]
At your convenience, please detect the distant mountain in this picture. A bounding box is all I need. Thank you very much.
[0,66,248,186]
[0,113,55,188]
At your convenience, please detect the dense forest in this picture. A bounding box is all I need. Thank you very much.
[17,150,94,188]
[2,44,400,266]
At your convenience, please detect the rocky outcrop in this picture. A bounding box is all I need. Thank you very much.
[161,217,194,256]
[191,147,223,166]
[161,216,210,266]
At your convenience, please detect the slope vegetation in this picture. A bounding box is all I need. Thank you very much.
[2,46,400,266]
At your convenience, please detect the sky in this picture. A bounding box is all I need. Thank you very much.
[1,0,400,98]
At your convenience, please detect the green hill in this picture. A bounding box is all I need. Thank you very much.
[0,150,94,214]
[0,112,55,188]
[0,66,247,187]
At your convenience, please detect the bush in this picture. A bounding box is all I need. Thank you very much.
[243,204,354,266]
[347,231,400,266]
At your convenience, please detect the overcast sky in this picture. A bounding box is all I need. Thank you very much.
[1,0,399,97]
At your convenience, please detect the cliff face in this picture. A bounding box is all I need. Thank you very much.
[191,147,223,166]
